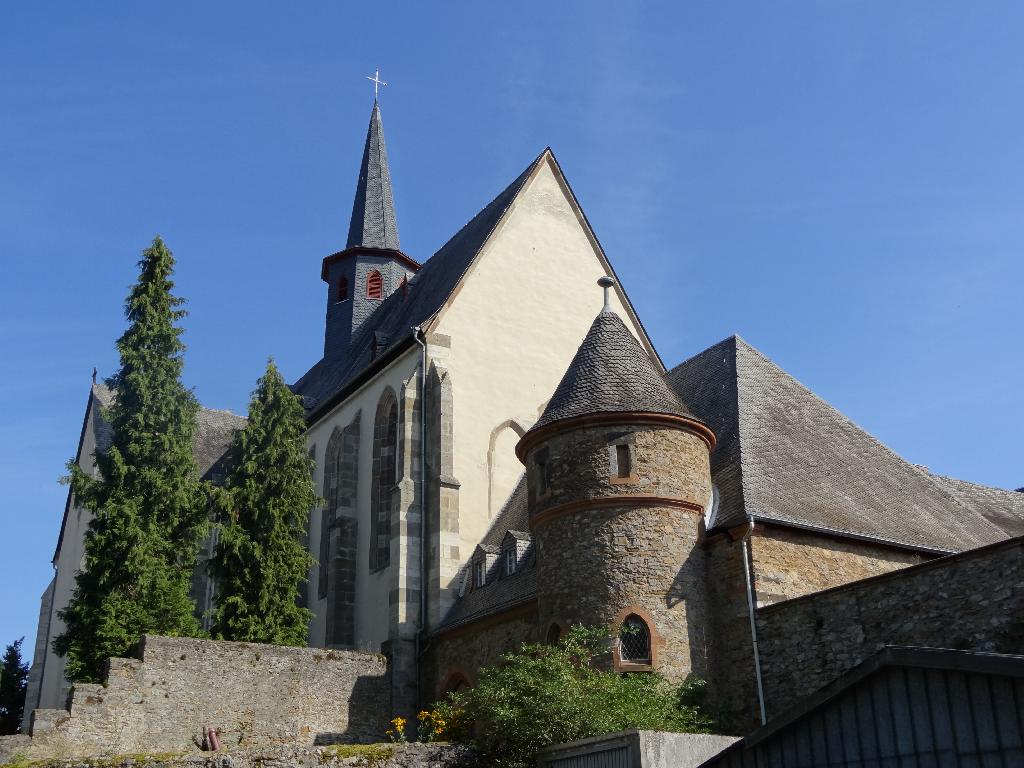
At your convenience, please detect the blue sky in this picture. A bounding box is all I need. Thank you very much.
[2,2,1022,658]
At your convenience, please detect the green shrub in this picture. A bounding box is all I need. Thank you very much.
[432,625,715,768]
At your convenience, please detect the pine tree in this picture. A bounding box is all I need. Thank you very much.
[0,637,29,734]
[210,359,316,645]
[55,236,205,682]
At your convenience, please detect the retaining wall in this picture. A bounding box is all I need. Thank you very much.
[756,536,1024,719]
[23,635,390,758]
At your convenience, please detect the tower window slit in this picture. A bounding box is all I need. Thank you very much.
[615,444,632,478]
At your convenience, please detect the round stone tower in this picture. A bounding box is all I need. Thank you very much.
[516,283,715,680]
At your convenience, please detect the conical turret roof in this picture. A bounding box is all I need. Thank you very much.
[346,102,400,250]
[529,310,699,434]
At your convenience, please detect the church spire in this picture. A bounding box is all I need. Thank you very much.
[346,101,400,250]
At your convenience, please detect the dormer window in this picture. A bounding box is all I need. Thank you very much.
[473,559,486,588]
[504,547,516,576]
[336,276,349,303]
[366,270,383,300]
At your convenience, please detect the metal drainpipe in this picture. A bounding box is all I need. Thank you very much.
[741,518,768,725]
[412,327,428,709]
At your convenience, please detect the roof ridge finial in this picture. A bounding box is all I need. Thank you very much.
[598,275,615,312]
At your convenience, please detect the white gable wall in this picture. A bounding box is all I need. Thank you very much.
[432,156,650,578]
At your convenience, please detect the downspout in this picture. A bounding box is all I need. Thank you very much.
[412,327,428,709]
[740,518,767,725]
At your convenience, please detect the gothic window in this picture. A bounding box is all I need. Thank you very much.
[370,388,398,571]
[619,615,652,664]
[319,429,345,600]
[336,276,349,302]
[366,270,383,300]
[545,621,566,645]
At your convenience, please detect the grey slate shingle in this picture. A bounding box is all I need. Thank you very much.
[90,382,245,480]
[346,102,400,251]
[929,474,1024,540]
[668,335,1016,553]
[528,310,697,434]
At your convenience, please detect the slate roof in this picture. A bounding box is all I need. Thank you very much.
[667,335,1017,553]
[527,310,697,434]
[55,382,246,563]
[434,474,537,633]
[929,474,1024,540]
[89,383,245,480]
[346,102,400,250]
[294,151,544,416]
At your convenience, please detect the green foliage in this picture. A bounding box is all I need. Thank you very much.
[318,744,394,764]
[209,360,316,645]
[435,625,714,768]
[54,236,206,682]
[0,637,29,734]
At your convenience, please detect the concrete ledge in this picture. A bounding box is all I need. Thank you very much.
[537,730,739,768]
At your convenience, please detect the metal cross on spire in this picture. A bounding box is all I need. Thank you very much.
[366,68,387,101]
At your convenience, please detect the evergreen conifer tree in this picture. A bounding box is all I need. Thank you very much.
[0,637,29,734]
[55,236,205,682]
[210,360,316,645]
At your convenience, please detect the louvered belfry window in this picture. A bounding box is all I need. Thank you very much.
[366,270,383,299]
[619,615,651,663]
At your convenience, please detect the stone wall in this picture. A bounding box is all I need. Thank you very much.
[756,536,1024,719]
[526,423,712,683]
[702,524,933,731]
[424,607,538,702]
[749,525,925,606]
[1,741,473,768]
[23,635,390,759]
[526,425,711,519]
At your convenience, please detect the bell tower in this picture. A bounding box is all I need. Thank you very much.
[322,100,419,359]
[516,279,716,681]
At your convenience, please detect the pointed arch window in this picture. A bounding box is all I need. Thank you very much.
[619,615,652,664]
[336,276,349,303]
[370,388,398,571]
[366,270,383,300]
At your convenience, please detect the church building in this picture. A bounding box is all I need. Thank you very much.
[24,98,1024,730]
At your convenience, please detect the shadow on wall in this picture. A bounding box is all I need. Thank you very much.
[316,673,393,745]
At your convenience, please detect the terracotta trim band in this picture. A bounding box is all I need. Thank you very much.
[516,412,716,461]
[529,495,705,532]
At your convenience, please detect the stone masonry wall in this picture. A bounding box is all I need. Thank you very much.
[25,635,390,759]
[424,608,538,702]
[527,423,712,683]
[749,525,925,606]
[702,525,930,731]
[527,425,711,518]
[756,536,1024,720]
